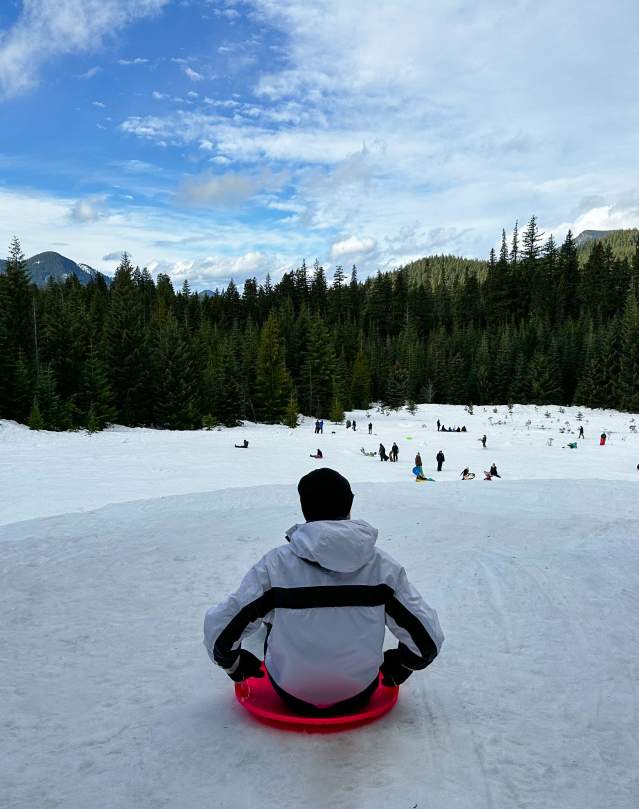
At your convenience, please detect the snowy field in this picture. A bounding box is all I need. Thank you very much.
[1,404,638,809]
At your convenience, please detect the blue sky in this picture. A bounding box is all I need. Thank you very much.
[1,0,639,289]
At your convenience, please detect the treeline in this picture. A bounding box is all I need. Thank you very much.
[0,217,638,432]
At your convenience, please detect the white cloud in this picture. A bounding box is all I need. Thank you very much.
[69,195,109,223]
[330,235,376,259]
[183,66,204,82]
[76,65,102,79]
[180,172,257,206]
[152,90,169,100]
[177,170,286,207]
[118,57,149,65]
[0,0,169,100]
[92,100,106,108]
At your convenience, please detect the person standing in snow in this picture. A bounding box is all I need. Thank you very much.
[203,468,444,714]
[379,443,389,461]
[368,422,373,435]
[390,442,399,462]
[346,419,351,429]
[436,450,445,472]
[600,432,607,446]
[352,419,357,431]
[578,426,584,439]
[319,420,324,434]
[437,419,441,432]
[481,434,487,448]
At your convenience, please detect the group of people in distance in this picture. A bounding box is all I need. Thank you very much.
[436,419,467,432]
[314,419,325,434]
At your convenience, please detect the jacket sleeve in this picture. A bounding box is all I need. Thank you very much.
[203,555,273,671]
[385,567,444,670]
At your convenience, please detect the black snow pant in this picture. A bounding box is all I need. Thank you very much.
[269,673,379,717]
[437,462,443,471]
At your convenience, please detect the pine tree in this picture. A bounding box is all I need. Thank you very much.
[104,255,150,426]
[619,286,639,411]
[284,391,299,428]
[34,366,66,430]
[298,316,336,416]
[350,349,371,409]
[384,364,409,409]
[329,394,345,423]
[151,313,198,429]
[212,341,242,427]
[80,348,115,430]
[529,348,561,404]
[28,398,45,430]
[255,314,292,424]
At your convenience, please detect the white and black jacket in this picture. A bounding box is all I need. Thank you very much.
[203,519,444,706]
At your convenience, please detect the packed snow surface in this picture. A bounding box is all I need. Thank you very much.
[1,404,638,809]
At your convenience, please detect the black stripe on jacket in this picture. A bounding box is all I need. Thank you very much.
[213,584,438,670]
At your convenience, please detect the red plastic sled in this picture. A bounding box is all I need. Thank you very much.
[235,666,399,732]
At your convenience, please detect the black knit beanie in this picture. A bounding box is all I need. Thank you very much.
[297,468,354,522]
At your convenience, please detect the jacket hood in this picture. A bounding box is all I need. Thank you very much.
[286,519,378,573]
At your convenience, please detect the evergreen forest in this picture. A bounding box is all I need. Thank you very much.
[1,216,638,432]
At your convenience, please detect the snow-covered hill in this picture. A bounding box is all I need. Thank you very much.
[1,403,638,809]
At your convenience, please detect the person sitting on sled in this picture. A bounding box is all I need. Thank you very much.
[310,448,323,459]
[234,439,249,448]
[203,468,444,713]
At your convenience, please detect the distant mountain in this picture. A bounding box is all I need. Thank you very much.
[575,228,639,262]
[574,229,619,249]
[0,251,111,287]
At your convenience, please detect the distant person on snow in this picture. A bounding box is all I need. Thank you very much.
[461,426,467,432]
[310,449,323,459]
[314,420,320,434]
[481,435,487,448]
[437,419,441,432]
[390,443,399,462]
[346,419,351,429]
[203,468,444,714]
[460,467,475,480]
[414,452,425,480]
[368,422,373,435]
[600,432,607,446]
[436,450,445,472]
[578,426,584,439]
[489,463,501,478]
[234,440,249,448]
[319,420,324,434]
[352,419,357,431]
[379,443,389,462]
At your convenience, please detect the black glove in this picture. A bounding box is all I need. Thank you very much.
[226,650,265,683]
[380,648,414,687]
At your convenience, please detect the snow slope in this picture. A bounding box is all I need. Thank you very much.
[1,404,638,809]
[1,403,637,525]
